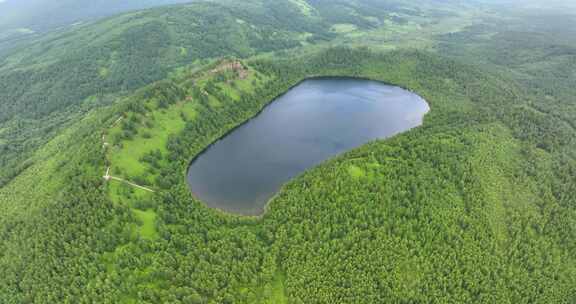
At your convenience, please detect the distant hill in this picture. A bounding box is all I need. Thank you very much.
[0,0,195,32]
[0,0,407,186]
[0,1,575,303]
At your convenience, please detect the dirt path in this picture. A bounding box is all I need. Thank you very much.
[102,117,156,193]
[107,175,155,193]
[100,60,245,193]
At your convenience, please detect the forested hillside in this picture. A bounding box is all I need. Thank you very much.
[0,0,575,303]
[0,0,194,32]
[0,0,437,187]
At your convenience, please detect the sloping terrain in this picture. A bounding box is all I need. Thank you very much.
[1,46,574,303]
[0,1,575,303]
[1,0,446,186]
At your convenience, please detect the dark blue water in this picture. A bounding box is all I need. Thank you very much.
[187,78,429,215]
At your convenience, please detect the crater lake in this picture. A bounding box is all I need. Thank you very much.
[187,78,429,215]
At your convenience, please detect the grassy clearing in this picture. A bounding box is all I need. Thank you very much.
[107,181,152,205]
[97,61,273,302]
[100,61,276,300]
[347,165,366,179]
[269,272,287,304]
[104,60,268,217]
[99,67,109,78]
[133,209,159,240]
[288,0,315,16]
[107,179,159,239]
[328,6,486,51]
[331,23,357,33]
[106,61,267,185]
[108,101,197,181]
[241,271,287,304]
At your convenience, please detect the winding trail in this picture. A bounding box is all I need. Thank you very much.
[102,117,156,193]
[99,60,247,194]
[107,175,155,193]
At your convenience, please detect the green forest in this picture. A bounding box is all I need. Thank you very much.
[0,0,575,303]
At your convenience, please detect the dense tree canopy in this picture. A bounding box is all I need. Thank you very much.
[1,46,574,303]
[0,0,575,303]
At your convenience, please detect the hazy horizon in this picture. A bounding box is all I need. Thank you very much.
[0,0,195,32]
[1,0,575,33]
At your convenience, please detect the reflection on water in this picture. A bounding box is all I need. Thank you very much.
[187,78,429,215]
